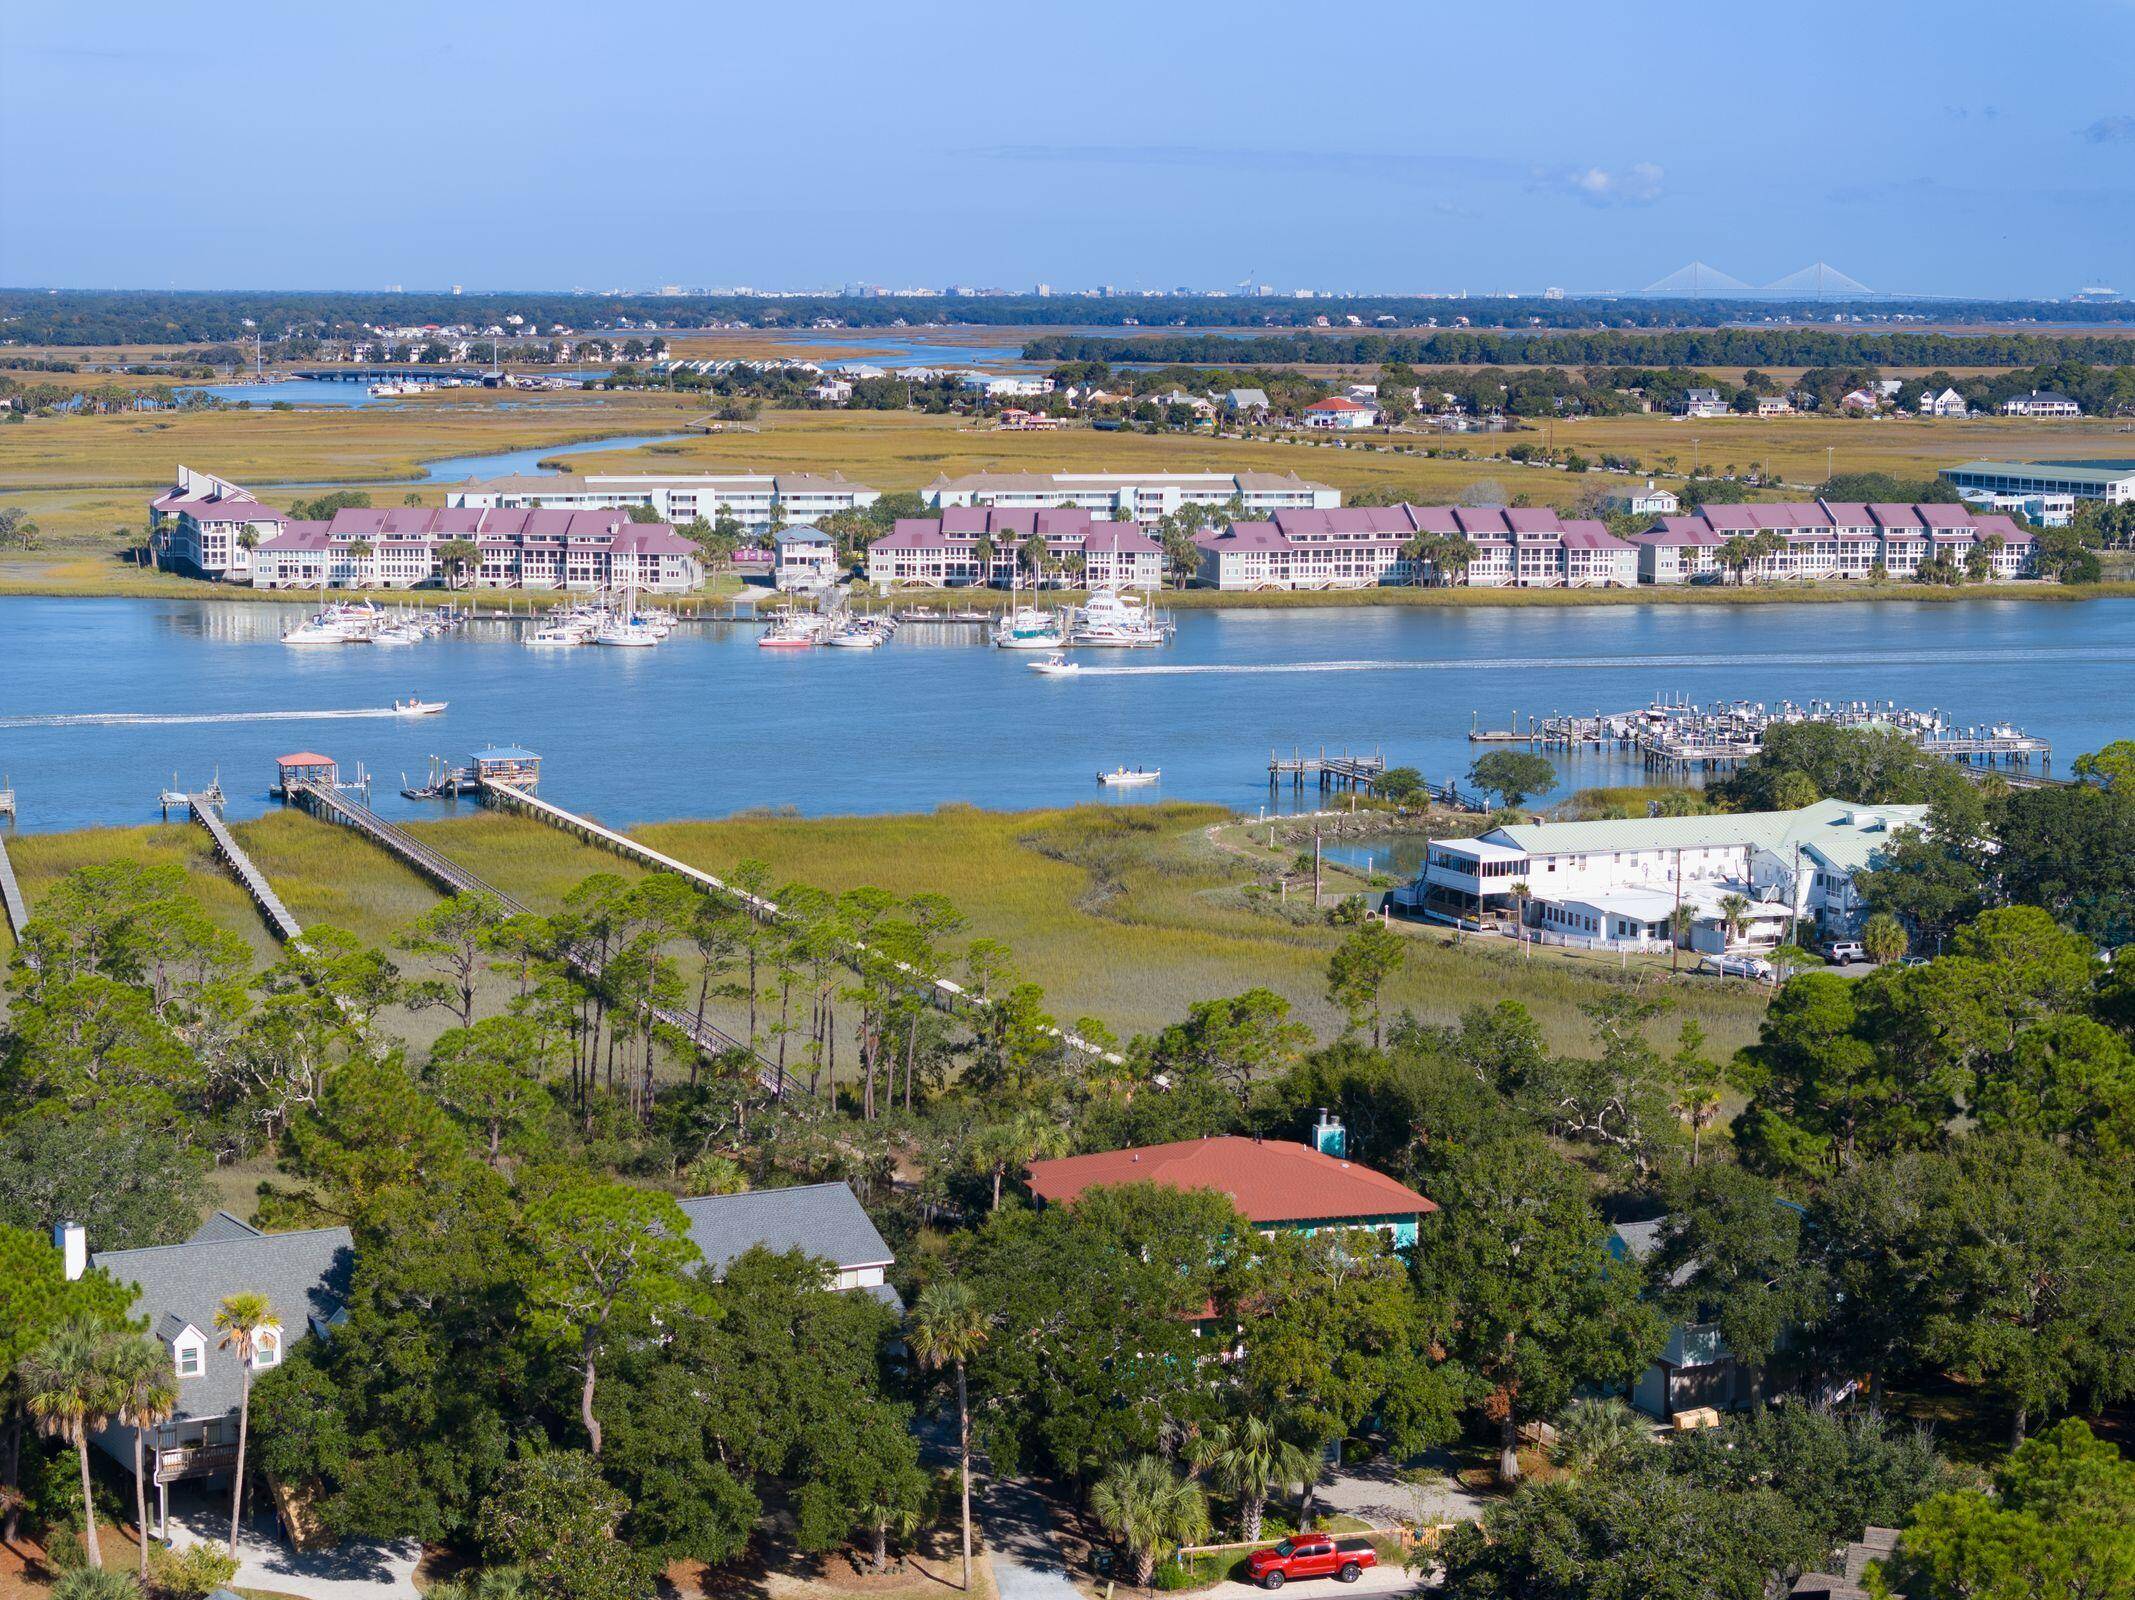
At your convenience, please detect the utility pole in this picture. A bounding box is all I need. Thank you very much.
[1313,827,1323,907]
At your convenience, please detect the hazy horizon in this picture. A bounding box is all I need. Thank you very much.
[4,0,2130,299]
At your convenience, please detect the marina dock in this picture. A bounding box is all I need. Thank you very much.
[281,769,786,1094]
[1476,697,2052,777]
[185,793,303,942]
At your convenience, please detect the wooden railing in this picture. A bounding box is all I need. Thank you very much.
[155,1442,239,1483]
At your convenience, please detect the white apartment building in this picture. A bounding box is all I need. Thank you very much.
[922,469,1340,521]
[959,373,1055,399]
[1956,488,2077,529]
[1193,505,1637,591]
[1389,800,1930,951]
[148,466,289,580]
[448,471,879,533]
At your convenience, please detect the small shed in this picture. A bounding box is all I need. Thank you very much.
[274,752,338,796]
[470,746,541,791]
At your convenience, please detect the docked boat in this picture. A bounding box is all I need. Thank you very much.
[393,697,448,715]
[1097,766,1161,786]
[1027,654,1081,676]
[758,611,828,649]
[1071,589,1168,648]
[594,617,661,647]
[525,623,589,647]
[824,622,888,648]
[994,606,1067,650]
[281,619,346,646]
[371,620,424,645]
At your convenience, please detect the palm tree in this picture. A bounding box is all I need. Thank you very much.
[971,534,995,588]
[1667,903,1694,973]
[22,1318,120,1568]
[214,1292,277,1556]
[1090,1455,1210,1589]
[106,1339,178,1581]
[908,1281,989,1592]
[974,1105,1068,1211]
[1188,1415,1311,1542]
[1716,893,1752,949]
[1552,1398,1646,1479]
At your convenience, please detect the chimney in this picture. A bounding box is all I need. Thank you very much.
[55,1220,86,1281]
[1313,1109,1347,1159]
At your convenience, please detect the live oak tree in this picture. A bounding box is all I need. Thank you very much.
[1650,1164,1823,1373]
[1466,751,1556,810]
[1412,1134,1661,1485]
[481,1450,658,1600]
[522,1180,700,1458]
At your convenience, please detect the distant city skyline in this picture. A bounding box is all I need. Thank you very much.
[4,0,2130,298]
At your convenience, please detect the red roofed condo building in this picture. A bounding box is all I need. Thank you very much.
[1026,1119,1436,1248]
[1192,504,1636,591]
[250,505,703,592]
[866,507,1164,589]
[148,466,289,581]
[1629,500,2036,584]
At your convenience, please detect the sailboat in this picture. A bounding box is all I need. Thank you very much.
[992,567,1066,650]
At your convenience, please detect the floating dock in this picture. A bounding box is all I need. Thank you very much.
[184,794,302,942]
[1270,747,1388,794]
[281,769,785,1094]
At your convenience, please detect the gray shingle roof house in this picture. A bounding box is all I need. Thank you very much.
[72,1213,354,1532]
[677,1183,899,1308]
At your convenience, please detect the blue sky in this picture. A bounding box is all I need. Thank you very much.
[4,0,2130,297]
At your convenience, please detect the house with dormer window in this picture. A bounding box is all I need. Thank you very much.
[63,1214,354,1536]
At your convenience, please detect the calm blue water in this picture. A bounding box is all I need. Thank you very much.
[187,374,605,409]
[1,598,2129,835]
[414,433,698,483]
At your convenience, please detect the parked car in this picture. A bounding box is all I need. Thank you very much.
[1822,940,1867,964]
[1245,1536,1378,1589]
[1698,952,1776,981]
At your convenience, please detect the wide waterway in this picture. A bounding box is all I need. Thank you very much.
[0,596,2129,835]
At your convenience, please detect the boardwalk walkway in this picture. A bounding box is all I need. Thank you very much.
[187,796,304,942]
[0,830,29,951]
[285,781,786,1094]
[480,780,1127,1066]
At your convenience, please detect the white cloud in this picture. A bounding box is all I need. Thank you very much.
[1544,161,1665,207]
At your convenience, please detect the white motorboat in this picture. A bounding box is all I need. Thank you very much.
[1027,654,1081,676]
[1097,765,1161,786]
[281,620,345,646]
[393,697,448,715]
[525,622,590,647]
[1071,588,1168,647]
[371,621,424,645]
[758,612,829,649]
[594,619,661,647]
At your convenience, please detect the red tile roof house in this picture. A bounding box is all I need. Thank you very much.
[1630,500,2034,584]
[865,507,1163,590]
[1191,504,1635,590]
[1300,395,1379,431]
[1026,1130,1437,1250]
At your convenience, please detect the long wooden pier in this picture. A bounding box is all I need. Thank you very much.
[185,796,303,942]
[284,780,786,1094]
[0,831,30,951]
[479,779,1128,1068]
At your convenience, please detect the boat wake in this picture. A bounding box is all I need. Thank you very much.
[1072,646,2135,678]
[0,707,418,730]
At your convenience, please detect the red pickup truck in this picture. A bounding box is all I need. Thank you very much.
[1244,1535,1378,1589]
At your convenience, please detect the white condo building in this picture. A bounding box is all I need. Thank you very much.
[448,471,880,533]
[1941,458,2135,507]
[148,466,290,580]
[1630,500,2037,584]
[252,505,702,592]
[1389,800,1930,952]
[922,470,1340,522]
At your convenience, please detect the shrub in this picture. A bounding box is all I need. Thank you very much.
[149,1542,241,1599]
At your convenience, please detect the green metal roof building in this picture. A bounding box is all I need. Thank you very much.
[1940,458,2135,504]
